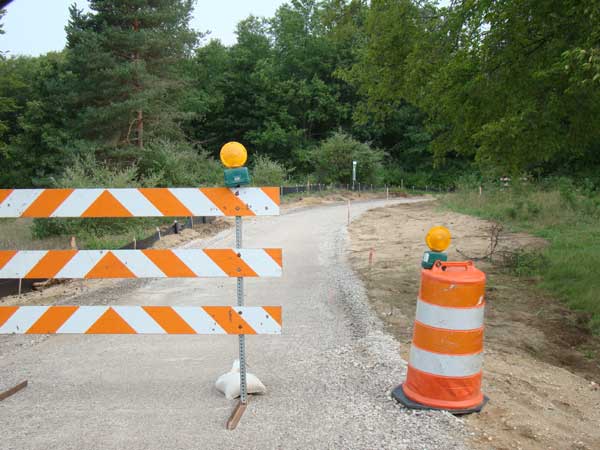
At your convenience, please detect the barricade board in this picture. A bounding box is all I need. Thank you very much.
[0,306,282,335]
[0,187,280,217]
[0,249,282,279]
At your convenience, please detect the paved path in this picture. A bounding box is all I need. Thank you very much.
[0,198,465,450]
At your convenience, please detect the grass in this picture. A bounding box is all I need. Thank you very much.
[442,182,600,333]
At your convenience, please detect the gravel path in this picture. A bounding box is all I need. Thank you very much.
[0,198,466,450]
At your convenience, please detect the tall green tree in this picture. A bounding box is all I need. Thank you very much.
[65,0,197,155]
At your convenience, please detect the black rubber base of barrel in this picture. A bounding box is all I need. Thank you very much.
[392,384,488,415]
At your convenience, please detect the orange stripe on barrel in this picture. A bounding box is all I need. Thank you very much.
[25,250,77,279]
[141,249,196,277]
[264,248,283,267]
[0,306,18,327]
[419,278,485,308]
[203,306,256,334]
[204,249,258,277]
[260,187,280,206]
[143,306,196,334]
[201,188,254,216]
[0,189,13,205]
[21,189,74,218]
[0,250,17,270]
[27,306,78,334]
[82,190,133,217]
[412,321,483,355]
[263,306,282,326]
[404,365,483,409]
[138,188,193,217]
[86,307,136,334]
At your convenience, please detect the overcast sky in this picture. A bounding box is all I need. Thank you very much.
[0,0,287,56]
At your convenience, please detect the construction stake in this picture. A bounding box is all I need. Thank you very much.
[226,399,248,430]
[0,380,28,401]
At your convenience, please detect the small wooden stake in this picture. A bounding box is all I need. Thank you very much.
[0,380,28,401]
[226,399,248,430]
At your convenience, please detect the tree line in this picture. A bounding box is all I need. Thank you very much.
[0,0,598,190]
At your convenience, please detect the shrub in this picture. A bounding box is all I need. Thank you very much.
[311,132,384,185]
[251,154,287,186]
[137,139,222,187]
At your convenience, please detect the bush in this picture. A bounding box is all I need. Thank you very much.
[137,139,222,187]
[311,132,384,185]
[251,154,287,186]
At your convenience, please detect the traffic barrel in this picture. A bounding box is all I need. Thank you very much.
[392,228,488,414]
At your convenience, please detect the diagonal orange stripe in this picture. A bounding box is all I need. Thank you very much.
[201,188,254,216]
[0,250,17,270]
[85,252,136,279]
[142,306,196,334]
[138,188,193,217]
[141,250,196,278]
[263,306,282,326]
[260,187,280,206]
[82,190,133,217]
[27,306,78,334]
[204,249,258,277]
[0,306,18,328]
[25,250,77,279]
[264,248,283,267]
[21,189,74,218]
[413,322,483,355]
[86,307,136,334]
[203,306,256,335]
[0,189,14,205]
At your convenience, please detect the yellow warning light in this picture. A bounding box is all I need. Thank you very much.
[425,226,451,252]
[220,141,248,168]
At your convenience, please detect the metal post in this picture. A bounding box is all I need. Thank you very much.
[235,216,248,404]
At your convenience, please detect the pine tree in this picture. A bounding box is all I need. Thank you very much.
[65,0,197,154]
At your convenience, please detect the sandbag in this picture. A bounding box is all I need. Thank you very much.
[215,359,266,400]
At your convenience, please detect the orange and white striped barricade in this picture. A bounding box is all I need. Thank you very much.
[392,260,487,414]
[0,187,282,428]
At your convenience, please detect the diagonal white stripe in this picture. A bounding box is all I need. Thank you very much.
[109,189,162,217]
[236,307,281,334]
[0,251,47,278]
[170,188,224,216]
[51,189,103,217]
[0,189,43,217]
[173,307,225,334]
[235,187,279,215]
[56,306,108,333]
[112,306,165,334]
[0,306,49,334]
[54,251,105,278]
[171,250,227,277]
[409,346,482,377]
[237,249,282,277]
[111,250,165,278]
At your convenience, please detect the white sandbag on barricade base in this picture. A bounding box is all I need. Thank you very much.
[215,360,266,400]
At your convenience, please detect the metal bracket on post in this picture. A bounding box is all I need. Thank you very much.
[227,215,249,430]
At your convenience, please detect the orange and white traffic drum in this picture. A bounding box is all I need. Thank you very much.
[393,260,487,413]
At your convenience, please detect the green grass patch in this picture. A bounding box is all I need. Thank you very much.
[442,181,600,333]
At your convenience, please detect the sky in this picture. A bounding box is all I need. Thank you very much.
[0,0,286,56]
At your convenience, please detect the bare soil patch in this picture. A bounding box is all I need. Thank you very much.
[349,201,600,450]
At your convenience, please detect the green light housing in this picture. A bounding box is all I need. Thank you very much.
[224,167,251,188]
[421,250,448,270]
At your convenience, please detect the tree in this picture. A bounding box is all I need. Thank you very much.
[65,0,197,154]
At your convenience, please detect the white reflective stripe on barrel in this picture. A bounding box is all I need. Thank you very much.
[415,298,484,331]
[409,345,482,377]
